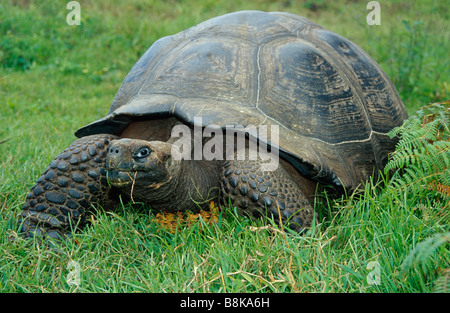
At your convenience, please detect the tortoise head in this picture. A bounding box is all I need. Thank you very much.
[106,139,179,194]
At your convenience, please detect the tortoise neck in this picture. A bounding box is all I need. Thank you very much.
[140,159,222,212]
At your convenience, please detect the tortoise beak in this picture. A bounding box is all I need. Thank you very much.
[106,169,135,187]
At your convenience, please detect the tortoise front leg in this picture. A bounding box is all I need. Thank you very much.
[220,159,318,234]
[19,134,120,240]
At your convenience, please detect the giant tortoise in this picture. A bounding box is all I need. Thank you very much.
[19,11,408,239]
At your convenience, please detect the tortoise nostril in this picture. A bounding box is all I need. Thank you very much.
[109,147,121,155]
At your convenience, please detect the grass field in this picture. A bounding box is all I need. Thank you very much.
[0,0,448,293]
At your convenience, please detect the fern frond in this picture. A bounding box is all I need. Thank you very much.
[433,269,450,293]
[385,101,450,198]
[401,232,450,276]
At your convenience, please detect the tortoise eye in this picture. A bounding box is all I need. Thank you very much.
[135,147,151,158]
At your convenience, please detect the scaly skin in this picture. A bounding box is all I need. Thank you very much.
[220,159,317,233]
[19,134,119,240]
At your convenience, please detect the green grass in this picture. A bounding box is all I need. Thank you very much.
[0,0,448,293]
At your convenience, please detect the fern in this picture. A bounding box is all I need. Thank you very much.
[385,101,450,202]
[390,103,450,291]
[433,269,450,293]
[400,232,450,291]
[401,232,450,273]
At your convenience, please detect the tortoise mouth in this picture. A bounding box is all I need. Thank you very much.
[107,170,141,187]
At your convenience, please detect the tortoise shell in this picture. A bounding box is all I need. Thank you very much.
[75,10,408,188]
